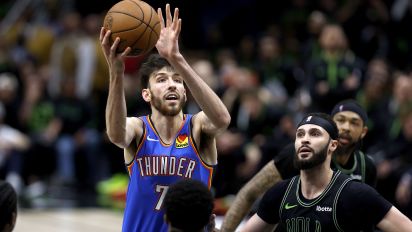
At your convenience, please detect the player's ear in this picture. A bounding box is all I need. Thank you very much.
[329,139,338,152]
[360,126,368,139]
[183,89,187,103]
[142,89,151,102]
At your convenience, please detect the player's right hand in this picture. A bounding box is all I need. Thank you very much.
[100,27,131,76]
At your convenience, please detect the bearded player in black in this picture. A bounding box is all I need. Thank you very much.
[275,99,376,186]
[241,113,412,232]
[221,99,376,232]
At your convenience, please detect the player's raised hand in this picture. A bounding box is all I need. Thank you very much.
[99,27,131,75]
[156,3,181,59]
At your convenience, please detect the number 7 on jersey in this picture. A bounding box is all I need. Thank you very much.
[155,185,169,210]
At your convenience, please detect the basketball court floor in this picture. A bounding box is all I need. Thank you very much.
[15,208,123,232]
[14,208,244,232]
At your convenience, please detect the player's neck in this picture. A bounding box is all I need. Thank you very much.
[300,164,333,200]
[334,146,356,166]
[150,111,184,142]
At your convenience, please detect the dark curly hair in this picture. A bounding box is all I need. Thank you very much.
[164,179,213,232]
[138,53,173,91]
[0,180,17,231]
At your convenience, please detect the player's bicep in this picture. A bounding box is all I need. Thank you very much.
[123,117,144,163]
[377,206,412,232]
[125,117,144,147]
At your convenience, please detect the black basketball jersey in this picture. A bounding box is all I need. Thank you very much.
[278,171,352,232]
[333,150,365,182]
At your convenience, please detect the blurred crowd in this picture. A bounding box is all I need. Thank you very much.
[1,0,412,219]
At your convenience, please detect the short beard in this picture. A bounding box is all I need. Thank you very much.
[294,140,329,170]
[334,138,358,157]
[151,92,185,116]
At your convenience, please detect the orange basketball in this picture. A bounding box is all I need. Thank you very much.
[103,0,161,56]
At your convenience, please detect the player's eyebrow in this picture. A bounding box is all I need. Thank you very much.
[336,115,362,122]
[296,128,305,133]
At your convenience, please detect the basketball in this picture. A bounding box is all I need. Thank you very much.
[103,0,161,56]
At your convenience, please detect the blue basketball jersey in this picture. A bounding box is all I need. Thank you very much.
[122,114,215,232]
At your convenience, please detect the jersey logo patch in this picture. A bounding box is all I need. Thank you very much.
[316,205,332,212]
[147,135,159,142]
[285,203,298,209]
[176,134,189,148]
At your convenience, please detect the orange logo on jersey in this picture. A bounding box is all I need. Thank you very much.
[176,134,189,148]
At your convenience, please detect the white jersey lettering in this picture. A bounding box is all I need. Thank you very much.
[137,155,197,178]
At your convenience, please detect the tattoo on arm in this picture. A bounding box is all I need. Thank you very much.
[221,162,281,232]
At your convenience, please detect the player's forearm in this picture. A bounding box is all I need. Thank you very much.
[221,192,256,232]
[105,73,128,147]
[221,162,282,231]
[168,54,230,129]
[221,185,264,231]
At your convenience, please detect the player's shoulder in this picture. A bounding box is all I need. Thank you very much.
[356,150,377,169]
[128,116,144,126]
[265,178,292,197]
[126,116,145,138]
[356,150,374,160]
[341,178,376,196]
[339,179,391,215]
[334,179,374,211]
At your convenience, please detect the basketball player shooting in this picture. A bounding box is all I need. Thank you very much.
[99,3,230,232]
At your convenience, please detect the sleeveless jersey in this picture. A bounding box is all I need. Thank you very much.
[333,150,366,183]
[278,171,353,232]
[122,114,214,232]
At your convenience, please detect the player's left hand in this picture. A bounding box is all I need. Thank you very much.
[156,3,181,60]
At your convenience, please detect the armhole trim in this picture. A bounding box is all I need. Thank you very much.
[189,115,214,168]
[125,118,146,167]
[358,150,366,183]
[279,177,297,218]
[333,177,353,232]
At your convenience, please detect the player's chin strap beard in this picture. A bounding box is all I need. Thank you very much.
[334,140,357,157]
[356,137,363,150]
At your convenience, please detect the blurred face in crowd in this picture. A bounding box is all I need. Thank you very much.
[307,11,327,36]
[393,74,412,104]
[319,25,348,53]
[294,124,333,170]
[365,59,390,99]
[143,66,186,116]
[333,111,367,154]
[258,35,280,60]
